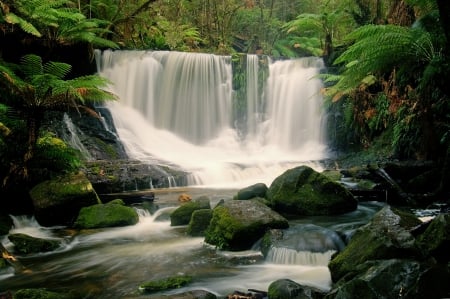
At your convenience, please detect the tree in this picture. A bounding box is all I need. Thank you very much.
[0,54,116,183]
[323,0,449,159]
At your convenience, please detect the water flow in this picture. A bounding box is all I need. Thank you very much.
[62,113,93,161]
[96,50,328,187]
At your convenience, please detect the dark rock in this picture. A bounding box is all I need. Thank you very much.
[415,213,450,262]
[170,196,211,226]
[145,289,217,299]
[204,199,288,251]
[328,206,422,282]
[84,160,190,194]
[0,214,12,236]
[74,201,139,229]
[29,172,101,226]
[266,165,357,217]
[268,279,325,299]
[8,233,60,254]
[187,209,213,236]
[325,259,450,299]
[12,288,70,299]
[234,183,268,200]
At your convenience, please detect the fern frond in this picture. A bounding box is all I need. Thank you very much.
[20,55,44,77]
[3,12,42,36]
[43,61,72,79]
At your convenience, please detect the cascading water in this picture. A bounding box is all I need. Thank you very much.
[95,50,328,187]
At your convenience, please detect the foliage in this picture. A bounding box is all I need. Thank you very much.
[0,0,118,49]
[0,54,116,183]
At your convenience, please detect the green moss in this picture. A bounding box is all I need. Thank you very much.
[187,209,213,237]
[170,198,210,226]
[13,288,68,299]
[74,203,138,229]
[139,275,192,293]
[204,206,243,250]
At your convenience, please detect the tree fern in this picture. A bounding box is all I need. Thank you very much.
[324,24,441,99]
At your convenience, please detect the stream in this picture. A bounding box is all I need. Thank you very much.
[0,188,385,298]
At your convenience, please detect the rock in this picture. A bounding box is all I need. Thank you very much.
[328,206,422,282]
[0,214,12,235]
[268,279,325,299]
[204,199,288,251]
[234,183,268,200]
[187,209,213,236]
[266,165,357,217]
[8,233,60,254]
[261,224,345,258]
[170,196,211,226]
[84,160,190,194]
[139,275,192,293]
[74,201,139,229]
[12,288,69,299]
[29,172,101,226]
[179,193,192,202]
[325,259,450,299]
[415,213,450,262]
[145,290,217,299]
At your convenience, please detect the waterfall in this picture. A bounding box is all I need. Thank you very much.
[266,247,336,266]
[62,113,93,161]
[96,50,328,187]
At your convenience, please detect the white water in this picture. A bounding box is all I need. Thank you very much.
[95,50,328,188]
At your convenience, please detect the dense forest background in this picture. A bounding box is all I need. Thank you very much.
[0,0,449,209]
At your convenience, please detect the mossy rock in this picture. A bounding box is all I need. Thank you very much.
[187,209,213,237]
[13,288,69,299]
[234,183,268,200]
[267,165,357,217]
[74,202,139,229]
[8,233,60,254]
[415,213,450,262]
[328,206,421,282]
[139,275,192,293]
[30,172,101,226]
[170,197,211,226]
[204,199,288,251]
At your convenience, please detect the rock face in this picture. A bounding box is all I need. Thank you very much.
[74,200,139,229]
[204,199,289,251]
[8,233,61,254]
[266,166,357,217]
[170,196,211,226]
[29,172,101,226]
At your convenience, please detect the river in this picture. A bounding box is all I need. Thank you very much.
[0,187,385,298]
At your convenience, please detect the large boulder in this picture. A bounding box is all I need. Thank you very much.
[325,259,450,299]
[268,279,325,299]
[170,196,211,226]
[415,213,450,262]
[204,199,288,251]
[29,172,101,226]
[328,206,422,282]
[8,233,61,254]
[74,200,139,229]
[266,166,357,217]
[234,183,268,200]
